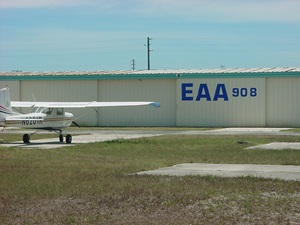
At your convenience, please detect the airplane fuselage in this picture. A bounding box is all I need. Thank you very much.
[2,110,74,131]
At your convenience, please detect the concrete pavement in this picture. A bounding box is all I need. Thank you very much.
[1,127,300,149]
[247,142,300,150]
[0,131,160,149]
[136,163,300,181]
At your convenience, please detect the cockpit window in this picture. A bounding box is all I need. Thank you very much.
[32,107,64,115]
[32,107,44,113]
[41,108,52,115]
[31,107,39,113]
[57,108,64,115]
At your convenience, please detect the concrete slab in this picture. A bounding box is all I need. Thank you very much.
[190,127,293,136]
[247,142,300,150]
[214,128,288,132]
[136,163,300,181]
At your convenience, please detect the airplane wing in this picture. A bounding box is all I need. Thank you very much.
[11,101,160,108]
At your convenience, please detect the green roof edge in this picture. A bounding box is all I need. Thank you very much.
[1,71,300,81]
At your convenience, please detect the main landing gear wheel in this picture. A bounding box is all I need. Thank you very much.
[23,134,30,143]
[59,134,64,143]
[66,134,72,144]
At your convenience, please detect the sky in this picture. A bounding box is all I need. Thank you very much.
[0,0,300,72]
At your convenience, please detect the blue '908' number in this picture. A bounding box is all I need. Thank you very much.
[232,88,257,97]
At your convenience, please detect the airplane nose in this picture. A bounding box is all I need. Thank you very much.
[65,112,74,119]
[63,112,74,128]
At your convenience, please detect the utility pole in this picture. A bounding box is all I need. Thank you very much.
[146,37,152,70]
[131,59,135,70]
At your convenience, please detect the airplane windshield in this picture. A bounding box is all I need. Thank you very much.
[31,107,44,113]
[35,108,64,116]
[41,108,53,115]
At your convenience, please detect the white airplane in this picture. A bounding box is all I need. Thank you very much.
[0,87,160,144]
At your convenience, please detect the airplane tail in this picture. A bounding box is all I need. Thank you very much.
[0,87,13,120]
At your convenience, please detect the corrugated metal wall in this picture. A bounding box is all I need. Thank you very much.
[19,80,98,126]
[3,81,20,101]
[97,79,175,126]
[176,78,266,127]
[11,79,171,127]
[266,77,300,127]
[2,75,300,127]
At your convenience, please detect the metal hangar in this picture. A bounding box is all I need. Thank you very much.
[1,67,300,127]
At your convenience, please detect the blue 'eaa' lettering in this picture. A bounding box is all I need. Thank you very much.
[196,84,211,101]
[181,83,193,101]
[213,84,228,101]
[181,83,229,101]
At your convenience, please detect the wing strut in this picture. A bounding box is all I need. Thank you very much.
[93,108,120,140]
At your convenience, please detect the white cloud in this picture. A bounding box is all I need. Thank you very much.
[0,0,91,8]
[1,0,300,22]
[133,0,300,22]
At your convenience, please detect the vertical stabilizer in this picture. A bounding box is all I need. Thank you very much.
[0,87,13,119]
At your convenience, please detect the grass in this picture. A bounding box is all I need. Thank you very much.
[0,133,59,143]
[67,126,216,131]
[0,133,300,224]
[283,128,300,133]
